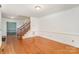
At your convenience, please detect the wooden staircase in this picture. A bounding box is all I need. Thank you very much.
[17,19,30,39]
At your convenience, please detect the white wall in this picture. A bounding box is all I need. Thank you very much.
[2,18,26,36]
[38,6,79,48]
[30,17,39,33]
[39,7,79,35]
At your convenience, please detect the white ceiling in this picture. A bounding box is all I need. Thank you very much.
[1,4,79,18]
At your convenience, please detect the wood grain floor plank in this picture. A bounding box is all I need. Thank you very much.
[0,35,79,54]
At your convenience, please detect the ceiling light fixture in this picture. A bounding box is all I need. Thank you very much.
[35,5,41,10]
[10,16,15,19]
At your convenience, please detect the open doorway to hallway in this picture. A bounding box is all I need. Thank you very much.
[7,22,17,36]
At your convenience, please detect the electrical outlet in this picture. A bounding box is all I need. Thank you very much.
[72,40,74,42]
[32,31,35,35]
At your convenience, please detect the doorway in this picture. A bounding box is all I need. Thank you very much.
[7,22,16,35]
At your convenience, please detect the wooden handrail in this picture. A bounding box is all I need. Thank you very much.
[17,21,30,36]
[17,21,30,31]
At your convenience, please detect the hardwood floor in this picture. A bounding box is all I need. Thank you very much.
[0,35,79,54]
